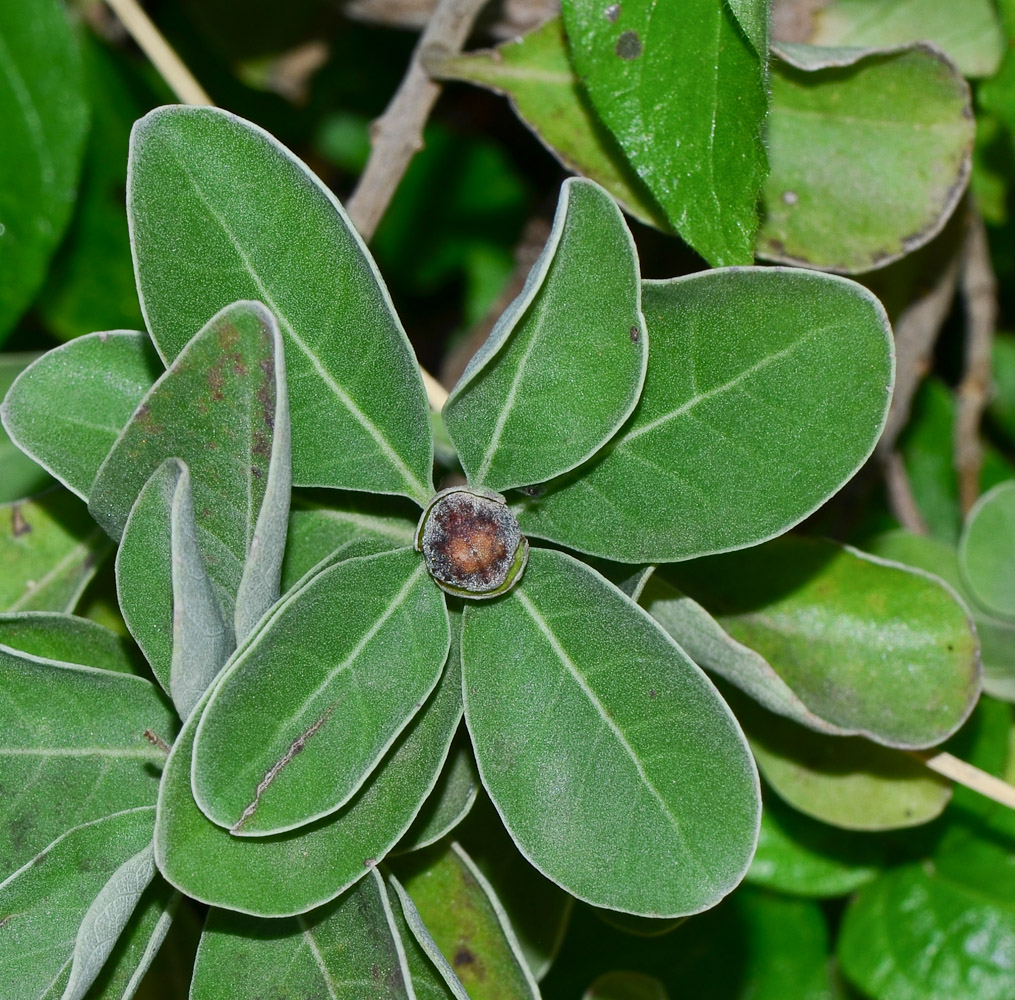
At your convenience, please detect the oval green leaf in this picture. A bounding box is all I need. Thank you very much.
[516,269,893,563]
[959,480,1015,620]
[0,612,136,674]
[128,105,433,505]
[443,178,646,491]
[462,547,759,917]
[192,547,449,836]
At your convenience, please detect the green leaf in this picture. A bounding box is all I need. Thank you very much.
[661,536,980,748]
[62,844,157,1000]
[759,44,973,273]
[0,649,173,877]
[128,105,433,505]
[1,333,161,501]
[0,493,109,614]
[89,300,291,646]
[808,0,1004,78]
[0,612,136,674]
[192,548,449,836]
[154,639,463,917]
[0,0,89,342]
[561,0,767,266]
[584,972,669,1000]
[959,480,1015,620]
[463,547,759,917]
[990,333,1015,436]
[396,729,479,854]
[393,841,541,1000]
[0,807,155,1000]
[117,460,231,718]
[282,497,417,591]
[516,269,893,563]
[443,178,645,491]
[838,862,1015,1000]
[0,354,52,502]
[189,869,414,999]
[425,20,668,233]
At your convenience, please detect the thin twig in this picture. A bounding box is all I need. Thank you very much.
[884,450,929,534]
[346,0,491,241]
[955,212,997,514]
[103,0,212,105]
[911,749,1015,811]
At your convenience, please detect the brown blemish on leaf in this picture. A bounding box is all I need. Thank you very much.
[649,689,658,699]
[615,30,642,59]
[217,322,241,352]
[144,729,171,754]
[630,325,640,343]
[10,505,30,537]
[231,706,336,832]
[258,357,276,431]
[454,947,477,968]
[0,915,10,931]
[207,362,225,402]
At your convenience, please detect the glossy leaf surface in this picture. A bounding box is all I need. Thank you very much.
[394,841,540,1000]
[443,178,645,490]
[959,480,1015,619]
[516,270,893,562]
[128,105,433,504]
[0,332,160,501]
[0,808,155,1000]
[562,0,767,266]
[0,354,51,501]
[0,0,89,341]
[463,548,759,916]
[89,300,290,645]
[0,612,135,674]
[0,650,173,876]
[759,43,973,273]
[189,870,413,999]
[117,460,231,717]
[665,536,980,748]
[193,548,449,835]
[154,645,463,916]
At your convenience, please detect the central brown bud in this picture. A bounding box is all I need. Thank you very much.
[415,487,529,599]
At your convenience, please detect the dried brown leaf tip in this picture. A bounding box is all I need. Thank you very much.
[415,487,529,599]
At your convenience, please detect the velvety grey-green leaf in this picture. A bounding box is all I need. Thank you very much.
[394,842,541,1000]
[562,0,767,266]
[89,300,290,646]
[0,333,160,500]
[0,650,173,877]
[838,862,1015,1000]
[959,481,1015,620]
[759,43,973,273]
[0,808,155,1000]
[128,105,433,505]
[807,0,1004,77]
[282,497,416,591]
[154,643,463,916]
[0,354,52,501]
[62,844,156,1000]
[117,460,231,715]
[0,612,136,674]
[516,269,893,562]
[0,0,89,341]
[664,536,980,748]
[463,547,759,917]
[192,548,449,836]
[190,869,413,1000]
[396,730,479,854]
[443,178,645,490]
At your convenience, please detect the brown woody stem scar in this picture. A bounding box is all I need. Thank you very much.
[143,730,171,754]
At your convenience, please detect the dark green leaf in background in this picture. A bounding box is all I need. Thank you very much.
[0,0,89,343]
[562,0,767,266]
[959,480,1015,620]
[0,354,51,502]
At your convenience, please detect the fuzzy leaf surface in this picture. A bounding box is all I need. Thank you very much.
[0,613,136,674]
[0,0,89,341]
[759,43,973,273]
[463,548,759,916]
[89,300,290,645]
[561,0,767,266]
[516,269,893,562]
[0,650,173,877]
[443,178,645,490]
[189,869,413,999]
[193,547,449,836]
[394,841,540,1000]
[154,645,463,916]
[0,808,155,1000]
[0,333,160,501]
[117,460,231,717]
[128,105,433,504]
[959,480,1015,620]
